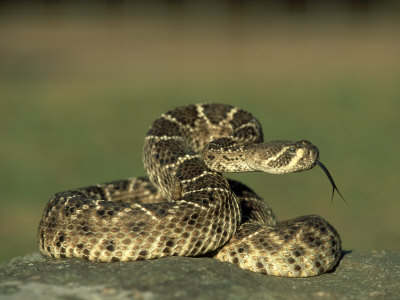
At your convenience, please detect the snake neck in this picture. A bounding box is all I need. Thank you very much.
[202,142,254,172]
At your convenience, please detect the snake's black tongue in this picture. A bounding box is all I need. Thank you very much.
[315,161,345,202]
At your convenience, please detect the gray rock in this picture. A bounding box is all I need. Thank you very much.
[0,251,399,300]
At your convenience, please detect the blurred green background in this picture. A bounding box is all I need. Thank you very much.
[1,1,399,263]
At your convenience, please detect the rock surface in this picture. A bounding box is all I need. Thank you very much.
[0,251,399,300]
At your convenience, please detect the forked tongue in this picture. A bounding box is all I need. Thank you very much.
[315,161,345,203]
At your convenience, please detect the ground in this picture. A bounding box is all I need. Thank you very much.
[0,251,399,300]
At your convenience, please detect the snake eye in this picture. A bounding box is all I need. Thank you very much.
[288,146,296,154]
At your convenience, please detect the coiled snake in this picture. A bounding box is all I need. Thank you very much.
[38,103,342,277]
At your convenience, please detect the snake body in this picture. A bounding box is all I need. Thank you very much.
[38,103,341,277]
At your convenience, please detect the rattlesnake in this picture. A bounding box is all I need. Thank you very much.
[38,103,342,277]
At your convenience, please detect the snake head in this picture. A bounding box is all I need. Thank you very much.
[246,140,319,174]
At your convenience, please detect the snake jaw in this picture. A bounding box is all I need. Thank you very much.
[315,161,345,202]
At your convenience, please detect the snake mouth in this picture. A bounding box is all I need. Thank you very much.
[315,161,345,202]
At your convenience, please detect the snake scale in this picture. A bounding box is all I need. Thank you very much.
[38,103,342,277]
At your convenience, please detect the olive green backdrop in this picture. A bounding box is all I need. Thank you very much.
[1,2,399,262]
